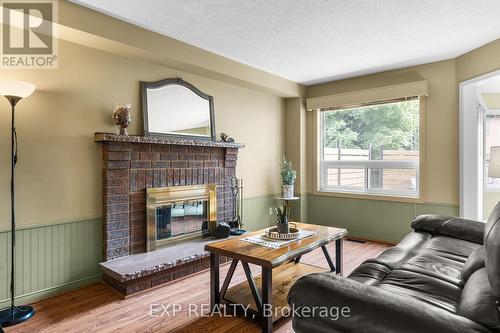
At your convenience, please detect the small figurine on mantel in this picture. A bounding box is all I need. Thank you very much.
[112,104,131,136]
[220,132,235,143]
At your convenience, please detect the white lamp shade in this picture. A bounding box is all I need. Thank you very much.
[0,80,36,98]
[489,146,500,178]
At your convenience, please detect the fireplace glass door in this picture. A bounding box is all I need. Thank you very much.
[155,199,209,246]
[146,184,216,252]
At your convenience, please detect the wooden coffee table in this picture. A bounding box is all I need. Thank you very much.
[204,222,347,333]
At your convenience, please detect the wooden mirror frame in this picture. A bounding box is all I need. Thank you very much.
[141,78,216,140]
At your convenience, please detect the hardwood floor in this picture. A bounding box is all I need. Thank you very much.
[5,240,389,333]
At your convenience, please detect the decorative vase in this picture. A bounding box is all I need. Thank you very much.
[277,222,290,234]
[112,104,131,136]
[282,184,294,198]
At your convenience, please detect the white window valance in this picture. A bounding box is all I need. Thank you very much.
[306,80,428,111]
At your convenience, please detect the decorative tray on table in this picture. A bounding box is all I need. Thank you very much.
[264,224,300,240]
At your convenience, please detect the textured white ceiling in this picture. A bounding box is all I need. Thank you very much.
[71,0,500,85]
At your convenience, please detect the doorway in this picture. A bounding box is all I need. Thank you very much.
[460,69,500,220]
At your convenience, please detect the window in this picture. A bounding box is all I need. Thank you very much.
[484,113,500,190]
[319,97,420,197]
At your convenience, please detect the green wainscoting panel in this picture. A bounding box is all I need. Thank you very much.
[290,194,308,222]
[0,194,458,308]
[0,195,277,308]
[0,219,102,308]
[306,194,459,243]
[242,194,279,231]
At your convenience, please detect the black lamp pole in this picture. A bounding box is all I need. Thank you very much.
[0,95,35,328]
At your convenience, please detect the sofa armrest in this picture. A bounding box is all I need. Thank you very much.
[288,273,489,333]
[411,215,484,244]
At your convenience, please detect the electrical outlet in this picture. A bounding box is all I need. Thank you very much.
[269,207,273,216]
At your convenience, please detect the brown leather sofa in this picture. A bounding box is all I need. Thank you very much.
[288,203,500,332]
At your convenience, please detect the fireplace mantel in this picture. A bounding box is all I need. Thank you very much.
[94,132,244,149]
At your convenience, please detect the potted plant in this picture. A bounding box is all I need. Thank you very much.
[280,156,297,198]
[275,205,291,234]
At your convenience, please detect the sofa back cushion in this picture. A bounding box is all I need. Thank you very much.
[411,215,484,244]
[458,268,500,331]
[485,201,500,298]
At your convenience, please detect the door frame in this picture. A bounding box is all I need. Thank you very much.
[459,69,500,220]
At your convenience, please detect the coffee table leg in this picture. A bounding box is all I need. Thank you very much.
[335,238,343,276]
[261,267,273,333]
[321,245,336,272]
[210,253,220,310]
[220,259,238,299]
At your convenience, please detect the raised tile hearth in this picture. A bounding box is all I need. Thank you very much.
[101,236,229,297]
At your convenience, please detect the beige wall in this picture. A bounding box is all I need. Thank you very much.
[4,0,500,230]
[303,37,500,209]
[482,93,500,109]
[484,191,500,218]
[284,98,307,193]
[456,38,500,83]
[284,98,308,220]
[57,1,304,98]
[306,60,458,205]
[0,39,285,229]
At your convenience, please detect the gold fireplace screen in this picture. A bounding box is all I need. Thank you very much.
[146,184,217,252]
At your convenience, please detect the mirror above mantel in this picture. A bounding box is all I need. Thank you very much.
[141,78,216,140]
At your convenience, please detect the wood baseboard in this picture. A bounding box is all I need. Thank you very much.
[346,235,397,246]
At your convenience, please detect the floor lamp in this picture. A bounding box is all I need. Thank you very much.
[0,80,36,327]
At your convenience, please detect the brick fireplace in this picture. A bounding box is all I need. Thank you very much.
[95,133,243,296]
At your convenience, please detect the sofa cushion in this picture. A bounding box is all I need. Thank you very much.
[348,232,429,285]
[289,272,490,333]
[421,235,479,259]
[395,230,432,250]
[349,261,392,286]
[369,232,430,268]
[401,249,464,286]
[485,201,500,298]
[378,269,462,313]
[462,246,485,282]
[349,233,475,288]
[458,268,500,331]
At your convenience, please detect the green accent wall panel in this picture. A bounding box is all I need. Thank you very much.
[0,194,460,309]
[290,194,308,222]
[0,219,102,308]
[357,199,416,241]
[242,195,278,231]
[0,195,278,308]
[306,194,459,243]
[307,195,359,231]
